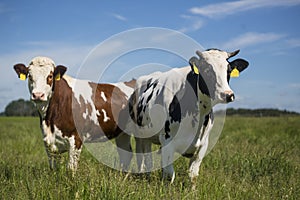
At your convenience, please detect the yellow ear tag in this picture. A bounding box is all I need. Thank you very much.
[55,73,61,81]
[193,63,199,75]
[20,73,26,81]
[230,68,240,77]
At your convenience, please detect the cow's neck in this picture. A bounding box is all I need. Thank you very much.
[185,71,212,116]
[197,90,213,116]
[37,78,72,122]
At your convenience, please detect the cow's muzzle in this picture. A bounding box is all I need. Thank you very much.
[221,91,235,103]
[32,92,46,101]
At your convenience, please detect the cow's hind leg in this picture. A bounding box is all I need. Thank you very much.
[161,142,175,183]
[115,132,133,171]
[135,138,152,177]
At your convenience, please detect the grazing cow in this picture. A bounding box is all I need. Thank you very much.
[13,56,134,173]
[127,49,248,184]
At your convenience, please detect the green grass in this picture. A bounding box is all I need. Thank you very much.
[0,116,299,199]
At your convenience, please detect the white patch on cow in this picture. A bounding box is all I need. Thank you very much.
[101,109,110,122]
[82,108,89,119]
[27,57,56,117]
[96,109,100,116]
[68,135,82,172]
[100,91,107,102]
[112,82,134,99]
[83,132,92,141]
[42,121,69,154]
[64,75,99,125]
[41,120,82,172]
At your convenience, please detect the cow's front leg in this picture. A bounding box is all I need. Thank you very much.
[188,134,209,188]
[43,141,63,170]
[67,136,82,174]
[115,132,133,171]
[45,147,55,169]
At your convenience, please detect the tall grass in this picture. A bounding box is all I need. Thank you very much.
[0,116,299,199]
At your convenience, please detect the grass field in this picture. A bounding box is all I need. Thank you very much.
[0,116,299,199]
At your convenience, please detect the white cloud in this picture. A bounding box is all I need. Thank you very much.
[178,15,204,33]
[220,32,285,50]
[111,13,127,21]
[288,83,300,89]
[286,38,300,48]
[190,0,300,18]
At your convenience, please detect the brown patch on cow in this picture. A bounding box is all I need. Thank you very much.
[47,71,54,86]
[91,83,128,140]
[44,78,82,149]
[124,79,136,88]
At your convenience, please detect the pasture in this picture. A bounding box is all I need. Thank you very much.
[0,116,299,199]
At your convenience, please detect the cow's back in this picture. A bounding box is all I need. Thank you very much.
[129,67,194,136]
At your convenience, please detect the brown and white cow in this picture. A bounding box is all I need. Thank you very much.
[14,56,134,173]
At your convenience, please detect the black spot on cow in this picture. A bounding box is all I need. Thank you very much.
[137,99,144,126]
[137,115,143,126]
[128,92,136,121]
[144,79,153,92]
[152,81,158,89]
[203,114,210,127]
[188,55,217,99]
[169,72,201,123]
[164,120,171,139]
[146,89,154,103]
[186,71,198,98]
[169,95,181,123]
[203,111,214,127]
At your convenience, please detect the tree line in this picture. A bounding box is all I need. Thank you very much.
[223,108,300,117]
[1,99,299,117]
[1,99,38,117]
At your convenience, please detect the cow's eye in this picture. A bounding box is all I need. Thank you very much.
[48,74,53,80]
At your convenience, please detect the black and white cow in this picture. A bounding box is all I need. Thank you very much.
[127,49,248,184]
[14,56,135,173]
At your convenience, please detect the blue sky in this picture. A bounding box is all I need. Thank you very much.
[0,0,300,112]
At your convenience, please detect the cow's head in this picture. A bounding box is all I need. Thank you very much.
[189,49,248,105]
[14,57,67,103]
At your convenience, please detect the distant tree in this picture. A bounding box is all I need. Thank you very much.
[4,99,38,116]
[223,108,300,117]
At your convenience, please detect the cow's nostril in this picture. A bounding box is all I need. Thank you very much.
[32,92,45,101]
[226,93,235,102]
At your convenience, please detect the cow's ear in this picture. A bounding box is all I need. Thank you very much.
[13,63,28,81]
[54,65,67,81]
[229,59,249,77]
[189,56,200,75]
